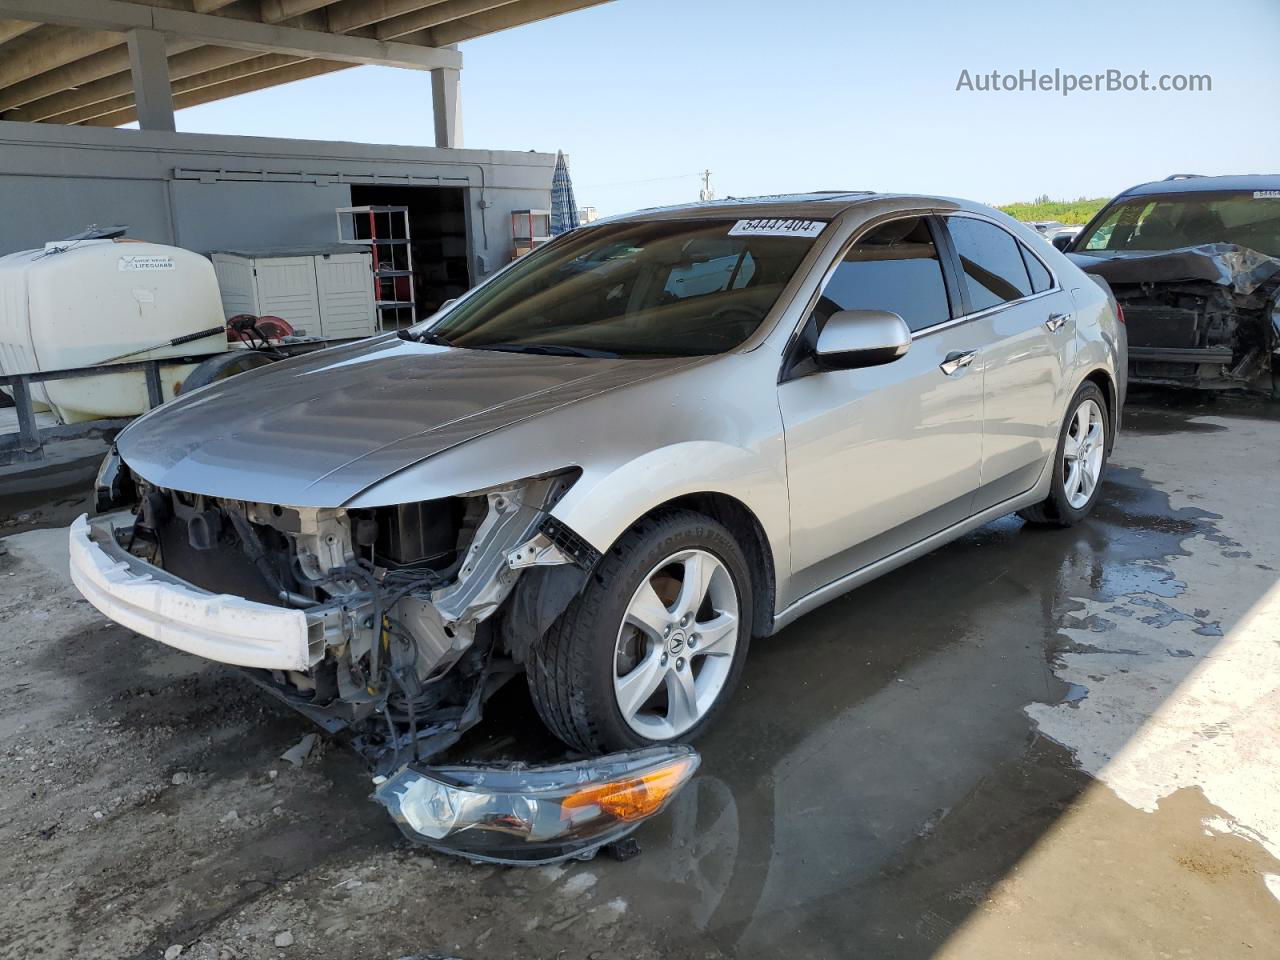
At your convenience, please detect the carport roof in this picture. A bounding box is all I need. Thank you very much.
[0,0,611,127]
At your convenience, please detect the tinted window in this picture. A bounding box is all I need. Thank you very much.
[947,217,1033,311]
[815,217,951,333]
[1019,243,1053,293]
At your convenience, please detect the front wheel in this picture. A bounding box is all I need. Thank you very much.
[1019,381,1110,527]
[526,510,752,754]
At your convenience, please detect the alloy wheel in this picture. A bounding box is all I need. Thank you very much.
[613,549,740,739]
[1063,398,1105,509]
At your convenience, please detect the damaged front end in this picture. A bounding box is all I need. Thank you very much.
[73,454,699,864]
[76,457,592,773]
[1071,243,1280,392]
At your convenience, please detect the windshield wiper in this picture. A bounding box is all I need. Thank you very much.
[477,343,621,359]
[399,328,454,347]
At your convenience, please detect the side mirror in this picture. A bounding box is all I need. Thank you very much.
[1051,235,1073,252]
[814,309,911,370]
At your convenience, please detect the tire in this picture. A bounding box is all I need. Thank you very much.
[179,350,275,394]
[1018,381,1110,528]
[527,509,753,754]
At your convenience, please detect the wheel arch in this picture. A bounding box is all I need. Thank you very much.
[1081,366,1119,452]
[642,492,777,639]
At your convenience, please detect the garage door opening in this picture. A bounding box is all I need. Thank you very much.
[348,184,470,327]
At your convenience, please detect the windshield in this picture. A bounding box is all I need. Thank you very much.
[1075,191,1280,257]
[415,217,824,358]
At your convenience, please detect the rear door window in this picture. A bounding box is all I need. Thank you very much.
[1019,244,1054,293]
[816,216,952,333]
[947,217,1034,311]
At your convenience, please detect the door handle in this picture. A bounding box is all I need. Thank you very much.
[1045,312,1072,332]
[940,350,977,376]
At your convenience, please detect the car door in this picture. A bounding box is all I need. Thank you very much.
[938,215,1073,510]
[777,214,985,602]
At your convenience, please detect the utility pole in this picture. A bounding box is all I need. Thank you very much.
[699,169,715,202]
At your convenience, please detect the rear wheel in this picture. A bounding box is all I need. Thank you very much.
[526,510,752,754]
[1019,381,1110,527]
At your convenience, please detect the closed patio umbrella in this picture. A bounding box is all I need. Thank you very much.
[550,151,580,236]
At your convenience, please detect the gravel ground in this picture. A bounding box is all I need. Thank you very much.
[0,529,718,960]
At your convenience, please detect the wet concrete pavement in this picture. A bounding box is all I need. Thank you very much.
[2,393,1279,959]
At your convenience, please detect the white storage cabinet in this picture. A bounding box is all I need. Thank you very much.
[211,246,377,340]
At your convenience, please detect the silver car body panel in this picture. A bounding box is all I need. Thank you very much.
[109,192,1125,633]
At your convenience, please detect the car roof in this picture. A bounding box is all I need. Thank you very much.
[1118,174,1280,198]
[596,191,971,224]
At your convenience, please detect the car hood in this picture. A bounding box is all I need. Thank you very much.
[117,336,696,506]
[1068,243,1280,296]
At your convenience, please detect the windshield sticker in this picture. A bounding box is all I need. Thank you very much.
[118,255,176,272]
[728,219,827,238]
[1253,191,1280,199]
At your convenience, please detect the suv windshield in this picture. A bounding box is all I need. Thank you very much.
[415,218,823,357]
[1075,191,1280,257]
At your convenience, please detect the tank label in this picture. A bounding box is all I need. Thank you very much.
[118,255,176,272]
[728,219,827,238]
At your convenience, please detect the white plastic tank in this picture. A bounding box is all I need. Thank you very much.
[0,237,227,423]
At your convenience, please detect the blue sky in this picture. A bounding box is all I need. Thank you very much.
[174,0,1280,215]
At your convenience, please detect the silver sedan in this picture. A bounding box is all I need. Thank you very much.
[73,191,1126,762]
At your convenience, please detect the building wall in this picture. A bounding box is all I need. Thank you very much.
[0,122,557,279]
[170,180,355,253]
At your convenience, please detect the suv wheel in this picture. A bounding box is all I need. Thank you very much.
[1019,381,1110,527]
[526,510,752,753]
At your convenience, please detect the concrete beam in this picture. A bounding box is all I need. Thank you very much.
[0,0,311,117]
[0,26,126,93]
[324,0,446,35]
[83,57,352,126]
[431,58,460,148]
[4,46,262,122]
[420,0,607,46]
[0,0,249,109]
[258,0,344,19]
[64,52,304,124]
[126,28,175,130]
[374,0,515,40]
[0,0,462,70]
[0,18,36,44]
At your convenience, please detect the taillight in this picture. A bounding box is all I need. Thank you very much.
[1116,303,1126,325]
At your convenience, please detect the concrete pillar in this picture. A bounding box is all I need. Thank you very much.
[431,60,462,149]
[126,28,176,132]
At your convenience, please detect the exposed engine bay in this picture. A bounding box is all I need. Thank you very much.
[1071,243,1280,392]
[106,465,596,772]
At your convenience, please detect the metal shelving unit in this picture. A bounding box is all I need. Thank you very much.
[336,205,416,329]
[511,209,552,259]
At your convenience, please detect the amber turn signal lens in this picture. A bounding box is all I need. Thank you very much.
[560,755,697,822]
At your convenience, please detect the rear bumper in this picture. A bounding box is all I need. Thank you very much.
[68,513,315,671]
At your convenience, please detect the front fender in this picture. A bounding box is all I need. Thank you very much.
[549,439,790,577]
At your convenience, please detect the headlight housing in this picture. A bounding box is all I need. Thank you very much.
[94,446,136,514]
[373,745,698,865]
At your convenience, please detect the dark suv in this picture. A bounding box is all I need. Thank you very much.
[1062,174,1280,393]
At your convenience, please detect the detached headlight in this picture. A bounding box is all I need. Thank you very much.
[373,746,698,865]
